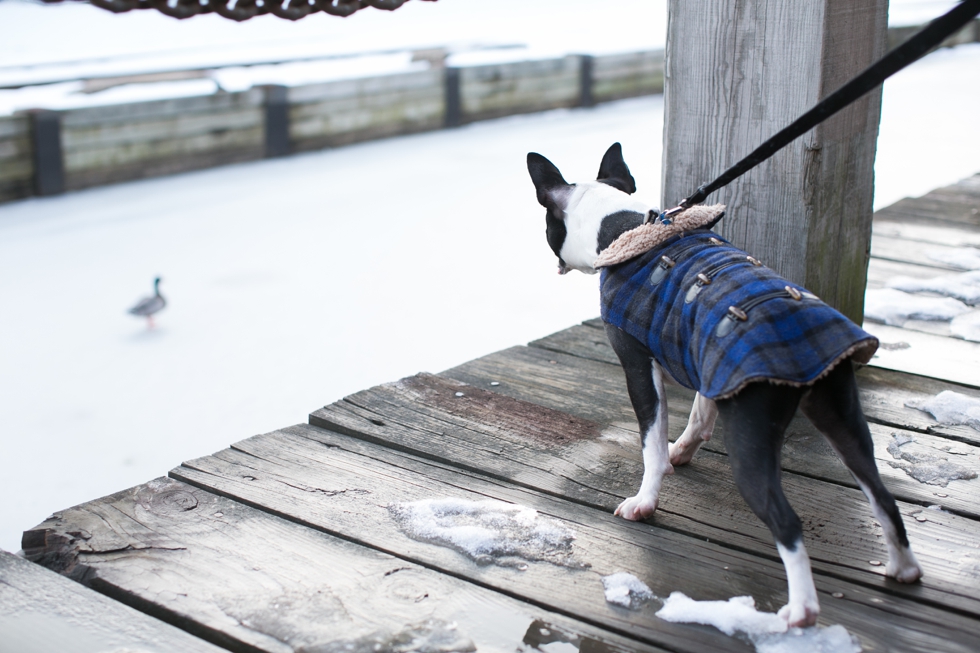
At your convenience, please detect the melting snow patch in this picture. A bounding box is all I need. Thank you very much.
[864,288,969,325]
[885,433,978,486]
[907,390,980,432]
[927,247,980,270]
[655,592,861,653]
[950,311,980,342]
[388,498,587,569]
[886,270,980,306]
[601,572,655,609]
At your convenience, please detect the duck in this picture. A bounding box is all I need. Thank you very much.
[128,277,166,328]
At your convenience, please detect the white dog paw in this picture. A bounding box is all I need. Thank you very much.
[614,494,659,521]
[777,599,819,628]
[668,438,703,466]
[886,549,923,583]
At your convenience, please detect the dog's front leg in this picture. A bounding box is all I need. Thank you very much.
[669,393,717,466]
[605,325,673,520]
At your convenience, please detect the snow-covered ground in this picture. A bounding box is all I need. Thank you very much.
[1,4,979,554]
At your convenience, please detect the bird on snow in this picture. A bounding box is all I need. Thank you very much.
[128,277,166,328]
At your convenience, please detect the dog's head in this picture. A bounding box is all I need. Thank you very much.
[527,143,651,275]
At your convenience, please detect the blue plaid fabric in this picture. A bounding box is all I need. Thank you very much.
[600,230,878,399]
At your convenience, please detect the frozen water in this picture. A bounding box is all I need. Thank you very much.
[863,288,970,325]
[927,247,980,270]
[886,270,980,305]
[655,592,786,637]
[388,498,586,569]
[951,311,980,342]
[655,592,862,653]
[886,433,978,486]
[754,626,863,653]
[601,572,655,609]
[907,390,980,431]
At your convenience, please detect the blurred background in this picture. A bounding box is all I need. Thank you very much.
[1,0,978,553]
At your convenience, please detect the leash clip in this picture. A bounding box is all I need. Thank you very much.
[657,205,684,226]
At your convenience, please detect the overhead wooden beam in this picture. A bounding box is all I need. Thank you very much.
[662,0,889,322]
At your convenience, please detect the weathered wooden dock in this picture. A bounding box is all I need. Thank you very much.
[10,175,980,653]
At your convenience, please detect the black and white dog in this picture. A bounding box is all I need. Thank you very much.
[527,143,922,627]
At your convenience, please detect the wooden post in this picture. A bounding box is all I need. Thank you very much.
[31,110,65,196]
[579,55,595,108]
[662,0,888,322]
[444,67,462,128]
[263,85,290,158]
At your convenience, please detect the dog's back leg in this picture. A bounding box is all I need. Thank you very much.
[716,382,819,627]
[670,392,718,466]
[800,359,923,583]
[605,324,674,520]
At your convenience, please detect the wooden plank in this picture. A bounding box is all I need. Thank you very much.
[59,89,264,128]
[172,425,980,651]
[864,324,980,388]
[287,70,442,105]
[439,342,980,513]
[533,322,980,446]
[591,51,664,102]
[64,145,263,191]
[875,196,980,229]
[289,88,444,148]
[0,115,29,140]
[0,134,31,162]
[459,57,580,123]
[0,550,223,653]
[61,107,263,149]
[23,478,665,653]
[0,176,33,204]
[856,366,980,444]
[662,0,888,323]
[872,220,980,249]
[865,256,955,289]
[64,126,262,173]
[0,158,32,184]
[305,374,980,613]
[870,233,977,271]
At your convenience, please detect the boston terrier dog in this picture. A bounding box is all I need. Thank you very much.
[526,143,922,627]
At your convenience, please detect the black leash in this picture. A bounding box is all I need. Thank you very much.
[657,0,980,223]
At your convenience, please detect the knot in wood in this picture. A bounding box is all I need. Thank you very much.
[144,488,199,514]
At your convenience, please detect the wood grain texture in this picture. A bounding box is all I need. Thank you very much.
[863,324,980,388]
[170,425,980,651]
[23,478,661,653]
[870,233,975,271]
[872,219,980,249]
[662,0,888,322]
[0,550,224,653]
[305,373,980,615]
[63,145,264,192]
[591,51,665,102]
[64,126,263,173]
[59,89,265,128]
[459,57,581,123]
[532,323,980,446]
[61,107,263,150]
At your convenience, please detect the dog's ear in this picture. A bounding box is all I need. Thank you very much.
[596,142,636,194]
[527,152,572,209]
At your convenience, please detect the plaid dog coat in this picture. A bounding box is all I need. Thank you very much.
[599,230,878,399]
